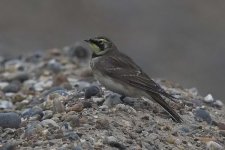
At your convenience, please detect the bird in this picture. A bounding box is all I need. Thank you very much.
[84,36,182,123]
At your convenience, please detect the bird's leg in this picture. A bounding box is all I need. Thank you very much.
[120,95,136,106]
[120,95,126,103]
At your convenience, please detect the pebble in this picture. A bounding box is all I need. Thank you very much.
[53,98,65,113]
[166,135,176,144]
[49,48,62,56]
[42,87,68,98]
[115,104,137,114]
[22,106,44,119]
[187,87,198,97]
[194,108,212,124]
[64,131,80,141]
[0,100,14,109]
[122,119,132,127]
[44,92,68,111]
[47,59,62,73]
[4,59,25,72]
[213,100,224,108]
[206,141,223,150]
[11,93,26,103]
[94,140,104,149]
[67,102,84,112]
[148,133,158,141]
[95,118,110,130]
[104,136,126,150]
[33,79,53,92]
[67,44,90,59]
[0,112,21,128]
[219,130,225,137]
[179,127,190,134]
[41,119,59,128]
[61,122,73,131]
[24,122,43,138]
[0,142,17,150]
[191,99,203,107]
[42,110,53,120]
[85,85,101,99]
[121,97,135,106]
[204,94,214,103]
[175,138,182,145]
[99,105,109,111]
[2,81,21,93]
[73,145,83,150]
[82,101,92,108]
[8,72,29,82]
[103,93,122,108]
[23,79,36,88]
[74,81,90,91]
[26,50,43,63]
[53,74,72,89]
[69,116,81,128]
[216,122,225,130]
[0,82,9,89]
[92,97,105,105]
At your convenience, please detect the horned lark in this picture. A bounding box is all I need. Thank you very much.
[85,36,182,123]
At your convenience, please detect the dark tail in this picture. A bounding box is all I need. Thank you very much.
[149,92,183,123]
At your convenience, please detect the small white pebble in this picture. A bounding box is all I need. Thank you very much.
[92,97,104,103]
[80,139,86,143]
[5,93,15,97]
[213,100,224,108]
[187,142,193,147]
[0,82,9,89]
[121,120,132,127]
[175,138,182,145]
[99,105,109,110]
[204,94,214,103]
[115,104,137,114]
[106,136,117,143]
[207,141,223,150]
[188,87,198,96]
[93,115,98,118]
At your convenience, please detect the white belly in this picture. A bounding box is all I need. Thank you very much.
[91,57,145,97]
[93,70,142,97]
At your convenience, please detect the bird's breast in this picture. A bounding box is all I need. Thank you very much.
[93,70,140,97]
[90,57,143,97]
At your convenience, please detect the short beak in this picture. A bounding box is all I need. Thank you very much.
[84,39,97,44]
[84,39,90,43]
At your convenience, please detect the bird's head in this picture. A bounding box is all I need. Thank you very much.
[85,36,114,58]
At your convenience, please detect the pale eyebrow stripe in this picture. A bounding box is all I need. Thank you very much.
[99,38,108,42]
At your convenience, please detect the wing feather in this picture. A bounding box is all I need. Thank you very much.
[94,52,182,122]
[99,54,175,100]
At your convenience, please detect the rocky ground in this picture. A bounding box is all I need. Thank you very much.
[0,45,224,150]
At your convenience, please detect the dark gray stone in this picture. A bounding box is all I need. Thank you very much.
[13,72,29,82]
[194,108,212,124]
[85,85,100,99]
[104,136,126,150]
[0,112,21,128]
[64,131,80,141]
[68,45,90,59]
[103,93,122,108]
[2,81,21,93]
[42,87,68,98]
[22,106,43,119]
[47,59,62,73]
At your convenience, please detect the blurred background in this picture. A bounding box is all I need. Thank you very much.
[0,0,224,100]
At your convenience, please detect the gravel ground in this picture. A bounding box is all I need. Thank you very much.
[0,45,224,150]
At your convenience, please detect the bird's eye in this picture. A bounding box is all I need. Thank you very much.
[99,40,104,44]
[97,40,106,50]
